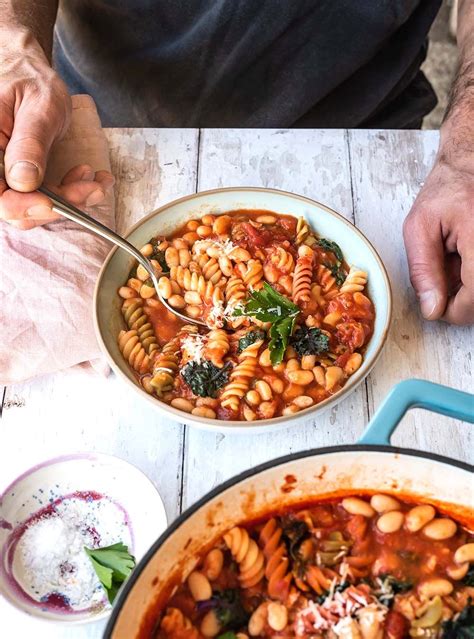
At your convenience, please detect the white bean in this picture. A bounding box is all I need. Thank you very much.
[168,294,186,309]
[370,494,401,513]
[187,571,212,601]
[267,602,288,631]
[200,610,221,637]
[423,518,457,540]
[248,603,268,636]
[447,563,469,580]
[191,406,217,419]
[293,395,313,408]
[377,511,404,533]
[418,578,453,599]
[170,398,194,413]
[255,380,272,401]
[454,543,474,565]
[256,214,276,224]
[405,505,436,532]
[203,549,224,581]
[342,497,375,518]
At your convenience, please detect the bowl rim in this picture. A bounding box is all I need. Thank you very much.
[104,443,473,638]
[93,186,393,431]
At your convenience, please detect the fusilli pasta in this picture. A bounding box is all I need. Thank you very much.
[117,210,376,421]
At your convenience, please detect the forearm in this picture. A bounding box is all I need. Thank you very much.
[439,0,474,166]
[0,1,58,60]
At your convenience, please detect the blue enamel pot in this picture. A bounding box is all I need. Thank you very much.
[105,379,473,638]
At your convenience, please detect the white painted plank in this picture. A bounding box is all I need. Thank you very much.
[197,128,355,219]
[183,128,368,510]
[349,129,473,463]
[0,128,199,639]
[105,128,199,233]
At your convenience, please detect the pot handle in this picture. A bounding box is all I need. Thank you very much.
[358,379,474,446]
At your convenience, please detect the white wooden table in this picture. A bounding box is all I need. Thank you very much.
[1,128,472,638]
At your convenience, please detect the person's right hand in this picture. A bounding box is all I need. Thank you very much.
[0,27,75,229]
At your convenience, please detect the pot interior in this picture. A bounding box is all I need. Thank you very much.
[107,447,473,638]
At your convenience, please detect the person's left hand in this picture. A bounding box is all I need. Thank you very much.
[0,162,114,230]
[403,157,474,325]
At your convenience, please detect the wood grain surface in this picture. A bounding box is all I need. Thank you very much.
[1,128,472,639]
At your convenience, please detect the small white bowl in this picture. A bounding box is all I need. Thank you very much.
[0,453,167,624]
[95,187,392,431]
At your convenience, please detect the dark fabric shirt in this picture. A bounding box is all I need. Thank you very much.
[53,0,441,128]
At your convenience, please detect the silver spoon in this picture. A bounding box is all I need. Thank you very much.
[40,186,207,327]
[0,158,205,326]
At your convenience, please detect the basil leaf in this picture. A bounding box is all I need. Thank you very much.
[84,542,135,604]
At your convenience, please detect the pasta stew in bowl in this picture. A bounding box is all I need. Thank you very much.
[94,188,391,430]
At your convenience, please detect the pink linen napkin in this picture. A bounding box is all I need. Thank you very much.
[0,95,115,384]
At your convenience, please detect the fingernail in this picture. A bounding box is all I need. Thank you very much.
[86,188,105,206]
[81,169,95,181]
[419,290,439,319]
[26,204,53,218]
[9,161,40,185]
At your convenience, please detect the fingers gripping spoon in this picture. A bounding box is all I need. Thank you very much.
[0,156,206,327]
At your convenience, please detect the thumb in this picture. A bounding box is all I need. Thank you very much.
[4,96,66,192]
[403,210,448,320]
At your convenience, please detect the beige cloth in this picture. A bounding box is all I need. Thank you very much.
[0,95,115,384]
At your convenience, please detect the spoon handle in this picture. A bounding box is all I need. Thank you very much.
[39,185,155,280]
[37,185,204,326]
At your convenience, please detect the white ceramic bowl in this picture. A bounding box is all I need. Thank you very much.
[0,453,167,624]
[94,187,392,431]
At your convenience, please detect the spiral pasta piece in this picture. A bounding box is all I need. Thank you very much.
[118,329,151,374]
[220,340,263,412]
[243,259,264,290]
[340,266,368,294]
[196,254,223,284]
[121,298,159,356]
[150,325,197,396]
[160,607,200,638]
[224,527,265,588]
[293,245,314,304]
[295,216,310,244]
[170,266,223,304]
[270,247,295,274]
[205,329,230,367]
[259,518,292,601]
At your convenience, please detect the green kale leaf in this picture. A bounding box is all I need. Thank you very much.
[181,361,231,398]
[318,238,344,262]
[326,262,346,287]
[211,589,248,630]
[442,602,474,638]
[463,567,474,587]
[150,238,170,274]
[290,326,330,357]
[237,330,266,354]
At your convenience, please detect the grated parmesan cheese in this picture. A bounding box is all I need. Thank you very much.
[207,300,244,329]
[193,238,238,257]
[181,333,207,363]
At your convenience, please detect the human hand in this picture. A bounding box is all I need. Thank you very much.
[403,157,474,325]
[0,161,115,230]
[0,26,72,226]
